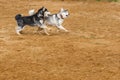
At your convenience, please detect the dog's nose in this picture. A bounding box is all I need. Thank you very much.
[66,14,70,16]
[66,15,69,16]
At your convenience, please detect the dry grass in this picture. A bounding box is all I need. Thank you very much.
[0,0,120,80]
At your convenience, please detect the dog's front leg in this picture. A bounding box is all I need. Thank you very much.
[57,25,68,32]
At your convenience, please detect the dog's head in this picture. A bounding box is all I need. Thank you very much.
[37,7,49,17]
[59,8,69,19]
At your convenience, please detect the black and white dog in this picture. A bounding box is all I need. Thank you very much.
[15,7,49,35]
[29,8,69,34]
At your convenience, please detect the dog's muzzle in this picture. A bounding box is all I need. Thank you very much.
[67,13,70,17]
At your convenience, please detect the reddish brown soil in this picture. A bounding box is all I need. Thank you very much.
[0,0,120,80]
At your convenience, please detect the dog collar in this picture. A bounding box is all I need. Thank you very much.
[56,14,64,19]
[60,14,64,19]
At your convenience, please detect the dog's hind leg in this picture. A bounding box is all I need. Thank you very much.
[37,23,50,35]
[37,27,49,35]
[16,26,23,35]
[43,28,50,35]
[37,27,43,31]
[41,25,50,35]
[35,27,43,34]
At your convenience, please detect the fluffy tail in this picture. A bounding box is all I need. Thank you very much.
[29,9,35,16]
[15,14,22,20]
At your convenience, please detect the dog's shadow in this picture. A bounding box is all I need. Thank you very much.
[21,30,70,36]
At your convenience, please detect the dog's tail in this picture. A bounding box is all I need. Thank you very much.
[29,9,35,16]
[15,14,22,20]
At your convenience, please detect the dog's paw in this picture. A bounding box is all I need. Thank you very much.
[46,33,50,36]
[16,33,22,35]
[65,29,69,32]
[16,31,22,35]
[57,29,60,32]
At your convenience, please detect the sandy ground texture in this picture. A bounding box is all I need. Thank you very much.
[0,0,120,80]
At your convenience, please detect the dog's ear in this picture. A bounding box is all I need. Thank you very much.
[42,7,45,11]
[60,8,64,12]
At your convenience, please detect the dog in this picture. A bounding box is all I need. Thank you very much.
[15,7,49,35]
[29,8,69,34]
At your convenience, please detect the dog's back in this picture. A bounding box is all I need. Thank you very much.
[15,14,37,26]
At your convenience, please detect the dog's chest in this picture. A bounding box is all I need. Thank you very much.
[58,19,63,24]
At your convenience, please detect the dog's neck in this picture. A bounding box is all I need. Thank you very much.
[57,13,64,19]
[60,14,64,19]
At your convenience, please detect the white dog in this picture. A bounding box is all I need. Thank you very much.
[29,8,69,34]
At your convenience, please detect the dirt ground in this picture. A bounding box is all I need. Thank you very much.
[0,0,120,80]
